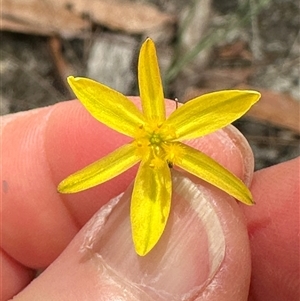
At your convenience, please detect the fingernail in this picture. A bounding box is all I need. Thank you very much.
[223,125,254,187]
[188,125,254,187]
[81,170,225,300]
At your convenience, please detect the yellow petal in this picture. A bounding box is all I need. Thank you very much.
[68,76,145,137]
[138,38,165,122]
[131,154,172,256]
[175,143,254,205]
[163,90,261,140]
[58,143,140,193]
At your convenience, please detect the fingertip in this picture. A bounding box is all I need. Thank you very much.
[1,248,34,300]
[12,172,251,301]
[1,104,80,268]
[242,158,300,300]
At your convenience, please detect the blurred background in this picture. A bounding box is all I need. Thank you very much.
[1,0,299,169]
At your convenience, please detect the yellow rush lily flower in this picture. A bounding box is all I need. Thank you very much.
[58,38,261,256]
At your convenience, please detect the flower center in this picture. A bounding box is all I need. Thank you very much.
[134,122,179,167]
[149,132,163,146]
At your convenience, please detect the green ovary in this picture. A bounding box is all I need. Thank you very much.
[149,133,163,145]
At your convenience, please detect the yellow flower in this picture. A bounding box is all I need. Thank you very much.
[58,38,260,256]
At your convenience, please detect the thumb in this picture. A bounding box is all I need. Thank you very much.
[13,172,251,301]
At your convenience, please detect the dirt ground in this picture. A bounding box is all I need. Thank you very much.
[1,0,299,170]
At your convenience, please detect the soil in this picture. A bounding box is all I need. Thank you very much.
[1,0,299,170]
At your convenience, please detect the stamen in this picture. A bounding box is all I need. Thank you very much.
[174,97,179,110]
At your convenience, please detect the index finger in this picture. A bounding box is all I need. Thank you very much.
[1,98,251,269]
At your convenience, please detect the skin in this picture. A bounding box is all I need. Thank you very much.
[1,99,299,301]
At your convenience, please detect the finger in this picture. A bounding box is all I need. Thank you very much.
[242,157,300,301]
[13,171,252,301]
[1,106,80,269]
[0,249,33,301]
[1,99,252,269]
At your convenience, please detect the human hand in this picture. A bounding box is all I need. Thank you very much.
[1,99,299,301]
